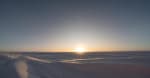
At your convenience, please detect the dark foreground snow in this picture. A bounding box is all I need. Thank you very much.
[0,55,89,78]
[0,54,150,78]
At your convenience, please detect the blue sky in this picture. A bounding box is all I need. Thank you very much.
[0,0,150,52]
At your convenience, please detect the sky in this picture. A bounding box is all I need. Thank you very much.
[0,0,150,52]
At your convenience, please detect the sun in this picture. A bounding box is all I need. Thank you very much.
[73,47,86,54]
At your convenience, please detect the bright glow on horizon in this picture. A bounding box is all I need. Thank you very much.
[73,47,86,54]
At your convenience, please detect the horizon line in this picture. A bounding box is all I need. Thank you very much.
[0,50,150,53]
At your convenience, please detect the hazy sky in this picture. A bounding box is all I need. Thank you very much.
[0,0,150,52]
